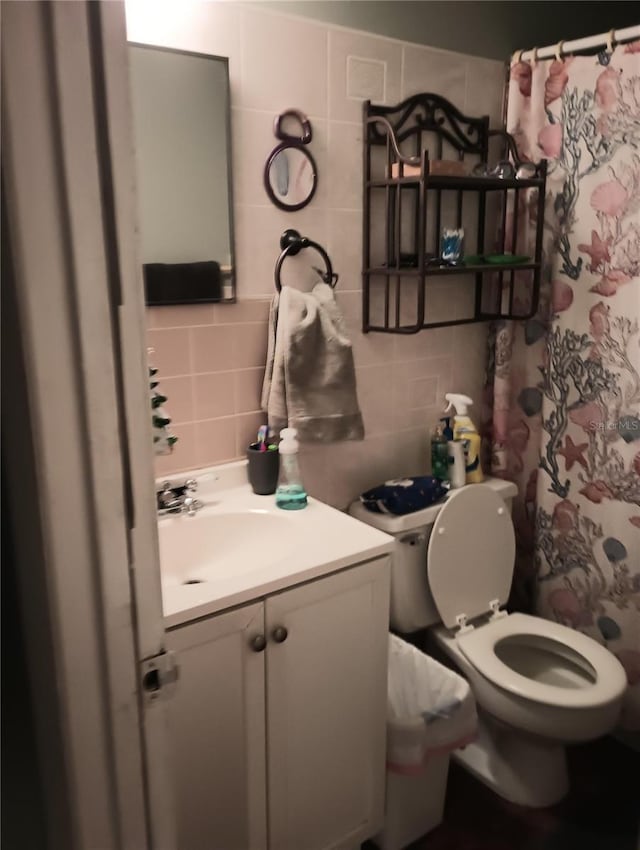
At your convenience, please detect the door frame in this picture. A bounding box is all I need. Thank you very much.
[2,2,175,847]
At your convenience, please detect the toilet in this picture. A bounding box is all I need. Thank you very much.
[350,479,627,807]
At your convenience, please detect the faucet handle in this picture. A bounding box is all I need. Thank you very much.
[158,481,175,506]
[184,478,198,493]
[156,481,176,508]
[182,495,202,517]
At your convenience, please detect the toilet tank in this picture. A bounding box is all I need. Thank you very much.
[349,478,518,633]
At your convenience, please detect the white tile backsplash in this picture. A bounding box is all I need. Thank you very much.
[328,209,363,291]
[350,329,396,369]
[231,108,275,207]
[239,8,328,116]
[234,203,329,298]
[132,2,501,500]
[464,57,506,127]
[327,121,363,210]
[402,43,467,103]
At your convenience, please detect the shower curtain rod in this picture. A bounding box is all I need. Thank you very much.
[514,24,640,62]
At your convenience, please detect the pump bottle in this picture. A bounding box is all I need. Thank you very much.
[430,423,449,481]
[275,428,308,509]
[444,393,484,484]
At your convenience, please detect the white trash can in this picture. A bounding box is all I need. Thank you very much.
[373,635,477,850]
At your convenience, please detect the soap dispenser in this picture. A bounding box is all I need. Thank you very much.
[430,423,449,481]
[275,428,308,510]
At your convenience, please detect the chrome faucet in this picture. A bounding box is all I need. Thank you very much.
[157,479,202,517]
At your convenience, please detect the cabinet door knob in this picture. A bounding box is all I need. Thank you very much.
[250,634,267,653]
[272,626,288,644]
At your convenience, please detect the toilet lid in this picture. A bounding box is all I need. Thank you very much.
[427,485,515,629]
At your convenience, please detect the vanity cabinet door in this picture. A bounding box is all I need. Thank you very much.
[265,557,390,850]
[166,602,267,850]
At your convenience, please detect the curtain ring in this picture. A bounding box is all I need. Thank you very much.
[554,41,565,63]
[607,29,616,53]
[531,46,539,65]
[513,49,524,65]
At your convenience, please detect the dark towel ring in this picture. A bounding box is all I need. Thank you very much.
[274,229,338,292]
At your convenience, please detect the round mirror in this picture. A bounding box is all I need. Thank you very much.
[264,143,317,211]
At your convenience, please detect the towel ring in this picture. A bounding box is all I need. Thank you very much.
[274,229,338,292]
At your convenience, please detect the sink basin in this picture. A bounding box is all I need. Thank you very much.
[159,510,303,587]
[156,461,394,626]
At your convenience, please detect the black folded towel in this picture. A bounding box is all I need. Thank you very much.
[144,260,222,305]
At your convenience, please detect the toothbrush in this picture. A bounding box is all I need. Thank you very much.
[257,425,268,452]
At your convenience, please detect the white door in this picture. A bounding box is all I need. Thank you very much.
[266,559,391,850]
[166,604,268,850]
[2,2,175,846]
[94,3,180,843]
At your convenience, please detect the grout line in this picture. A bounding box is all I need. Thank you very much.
[187,327,195,394]
[234,202,362,212]
[151,366,265,381]
[231,104,330,124]
[326,26,331,121]
[232,369,241,417]
[327,117,362,128]
[240,2,490,61]
[171,410,264,428]
[238,4,246,105]
[149,320,269,331]
[155,452,245,477]
[187,372,196,427]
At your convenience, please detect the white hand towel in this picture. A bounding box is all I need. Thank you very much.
[262,282,364,443]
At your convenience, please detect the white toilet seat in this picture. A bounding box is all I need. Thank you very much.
[456,612,627,709]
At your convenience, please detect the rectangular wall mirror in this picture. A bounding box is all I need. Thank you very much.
[128,43,236,305]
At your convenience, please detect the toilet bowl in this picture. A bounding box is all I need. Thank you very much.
[350,480,627,807]
[431,611,626,806]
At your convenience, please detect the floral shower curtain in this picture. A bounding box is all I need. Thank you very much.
[485,42,640,729]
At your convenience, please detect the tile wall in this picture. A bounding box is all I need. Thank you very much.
[127,1,505,507]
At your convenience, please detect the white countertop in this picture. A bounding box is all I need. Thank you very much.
[158,462,394,629]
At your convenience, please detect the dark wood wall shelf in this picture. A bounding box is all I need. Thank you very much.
[362,94,547,334]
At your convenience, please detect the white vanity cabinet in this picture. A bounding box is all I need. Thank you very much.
[166,556,390,850]
[165,601,268,850]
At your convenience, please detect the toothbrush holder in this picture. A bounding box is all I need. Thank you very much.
[246,443,280,495]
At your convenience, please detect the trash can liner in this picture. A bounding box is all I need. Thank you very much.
[386,634,477,774]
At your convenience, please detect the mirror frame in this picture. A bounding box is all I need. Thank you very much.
[263,142,318,212]
[128,42,237,304]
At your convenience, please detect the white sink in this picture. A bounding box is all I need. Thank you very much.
[159,510,303,587]
[156,461,394,627]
